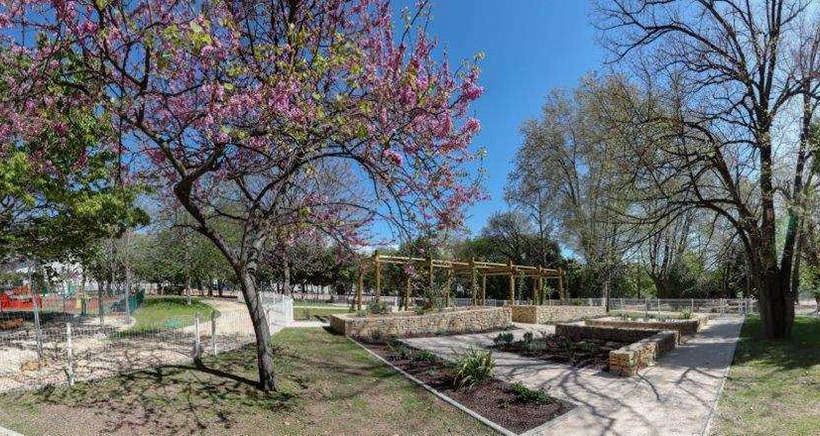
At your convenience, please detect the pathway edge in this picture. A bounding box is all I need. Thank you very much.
[350,338,517,436]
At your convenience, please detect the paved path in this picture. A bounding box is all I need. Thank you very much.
[404,317,744,436]
[0,424,23,436]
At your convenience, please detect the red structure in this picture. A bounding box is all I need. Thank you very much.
[0,286,42,311]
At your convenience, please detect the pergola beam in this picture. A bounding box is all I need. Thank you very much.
[357,251,566,309]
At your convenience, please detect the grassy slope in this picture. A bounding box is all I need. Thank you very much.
[293,306,352,320]
[713,316,820,435]
[130,295,218,330]
[0,328,491,435]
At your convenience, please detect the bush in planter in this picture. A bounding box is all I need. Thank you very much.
[367,299,389,315]
[388,339,412,359]
[680,307,693,319]
[453,347,495,389]
[493,332,514,345]
[510,382,552,405]
[412,350,437,362]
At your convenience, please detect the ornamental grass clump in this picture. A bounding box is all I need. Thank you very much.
[452,347,495,389]
[367,299,390,315]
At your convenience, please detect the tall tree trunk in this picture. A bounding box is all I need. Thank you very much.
[237,270,276,391]
[283,260,291,296]
[759,128,795,339]
[235,235,277,392]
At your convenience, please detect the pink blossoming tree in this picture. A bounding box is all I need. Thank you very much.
[2,0,483,391]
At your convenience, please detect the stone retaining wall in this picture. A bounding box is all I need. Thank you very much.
[609,331,677,376]
[510,305,605,324]
[585,318,703,340]
[555,323,671,343]
[555,323,679,376]
[329,307,512,340]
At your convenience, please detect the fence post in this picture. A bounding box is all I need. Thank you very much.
[691,298,694,313]
[193,313,202,365]
[210,311,217,356]
[66,322,74,387]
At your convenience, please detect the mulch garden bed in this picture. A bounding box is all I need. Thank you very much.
[365,341,573,434]
[492,334,630,371]
[0,318,24,331]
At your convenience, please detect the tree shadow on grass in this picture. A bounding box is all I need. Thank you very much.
[1,331,411,435]
[729,316,820,371]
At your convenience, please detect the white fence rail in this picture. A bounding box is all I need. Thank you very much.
[451,296,757,315]
[260,293,294,327]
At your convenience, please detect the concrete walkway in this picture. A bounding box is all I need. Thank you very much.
[0,424,23,436]
[403,317,744,436]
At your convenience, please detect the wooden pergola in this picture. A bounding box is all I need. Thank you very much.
[354,251,566,311]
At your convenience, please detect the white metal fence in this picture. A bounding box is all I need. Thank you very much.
[451,296,758,315]
[261,293,294,327]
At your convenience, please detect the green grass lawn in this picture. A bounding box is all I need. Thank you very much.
[293,306,352,321]
[0,328,491,435]
[713,315,820,435]
[130,295,218,330]
[611,310,693,320]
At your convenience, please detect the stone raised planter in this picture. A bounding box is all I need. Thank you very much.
[510,305,605,324]
[609,331,677,376]
[556,323,671,343]
[555,323,679,376]
[585,317,704,340]
[329,306,512,340]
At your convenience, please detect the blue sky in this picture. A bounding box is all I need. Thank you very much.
[413,1,605,235]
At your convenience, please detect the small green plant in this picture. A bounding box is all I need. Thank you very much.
[367,299,389,315]
[577,341,595,353]
[413,306,426,315]
[524,341,546,352]
[522,331,534,344]
[452,347,495,390]
[680,307,693,319]
[412,350,437,362]
[493,332,514,345]
[388,339,412,359]
[509,383,552,405]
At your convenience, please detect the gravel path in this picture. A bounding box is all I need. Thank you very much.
[404,317,744,436]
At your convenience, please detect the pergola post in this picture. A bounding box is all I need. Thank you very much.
[428,255,435,304]
[481,275,487,306]
[445,268,453,307]
[374,250,381,302]
[356,266,363,311]
[470,258,477,306]
[536,267,543,305]
[404,273,411,311]
[508,260,516,306]
[557,267,565,301]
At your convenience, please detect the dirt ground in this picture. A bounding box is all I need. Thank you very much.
[0,300,261,393]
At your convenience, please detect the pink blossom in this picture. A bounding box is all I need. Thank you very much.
[382,149,404,166]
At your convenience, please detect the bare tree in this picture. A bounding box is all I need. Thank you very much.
[598,0,820,338]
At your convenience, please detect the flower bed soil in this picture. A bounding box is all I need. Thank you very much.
[493,335,631,371]
[0,318,24,331]
[365,342,572,433]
